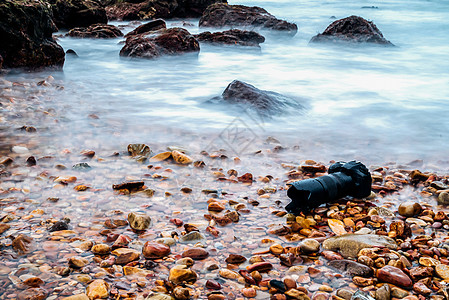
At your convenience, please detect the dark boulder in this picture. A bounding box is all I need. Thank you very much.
[210,80,303,115]
[195,29,265,47]
[199,3,297,36]
[125,19,166,37]
[66,49,78,56]
[105,2,148,21]
[0,0,65,70]
[106,0,225,21]
[310,15,393,45]
[67,24,123,38]
[120,27,200,59]
[49,0,107,29]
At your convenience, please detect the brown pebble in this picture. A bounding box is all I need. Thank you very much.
[142,241,171,259]
[182,248,209,260]
[225,254,246,264]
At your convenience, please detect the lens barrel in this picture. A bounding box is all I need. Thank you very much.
[286,161,372,214]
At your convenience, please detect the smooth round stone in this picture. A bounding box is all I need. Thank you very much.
[432,222,442,228]
[91,244,111,255]
[398,202,422,217]
[377,265,412,288]
[438,192,449,205]
[300,238,320,253]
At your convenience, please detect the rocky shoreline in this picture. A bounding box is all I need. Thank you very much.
[1,79,449,300]
[1,0,394,71]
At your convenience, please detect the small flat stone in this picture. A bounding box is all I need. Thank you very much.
[112,248,140,264]
[181,248,209,260]
[91,244,111,255]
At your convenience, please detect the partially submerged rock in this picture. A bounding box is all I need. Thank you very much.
[125,19,166,37]
[67,24,123,38]
[310,15,393,45]
[323,234,397,258]
[106,0,225,21]
[195,29,265,47]
[199,3,297,36]
[120,28,200,59]
[209,80,303,115]
[0,0,65,70]
[49,0,107,29]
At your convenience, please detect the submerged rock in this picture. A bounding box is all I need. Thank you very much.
[120,28,200,59]
[0,0,65,70]
[12,234,33,254]
[195,29,265,47]
[209,80,303,115]
[17,288,48,300]
[323,234,397,258]
[310,16,393,45]
[328,259,373,277]
[106,0,225,21]
[199,3,297,36]
[67,24,123,38]
[49,0,107,29]
[125,19,167,37]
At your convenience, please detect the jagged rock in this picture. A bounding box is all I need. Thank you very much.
[125,19,166,37]
[120,28,199,59]
[67,24,123,38]
[49,0,107,29]
[0,0,65,70]
[199,3,297,36]
[12,234,33,254]
[128,212,151,230]
[310,15,393,45]
[86,279,109,299]
[106,0,225,21]
[209,80,303,115]
[195,29,265,47]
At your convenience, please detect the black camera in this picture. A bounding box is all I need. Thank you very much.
[286,161,372,214]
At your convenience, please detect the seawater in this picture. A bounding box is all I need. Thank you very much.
[3,0,449,168]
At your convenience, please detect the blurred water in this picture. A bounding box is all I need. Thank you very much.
[4,0,449,167]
